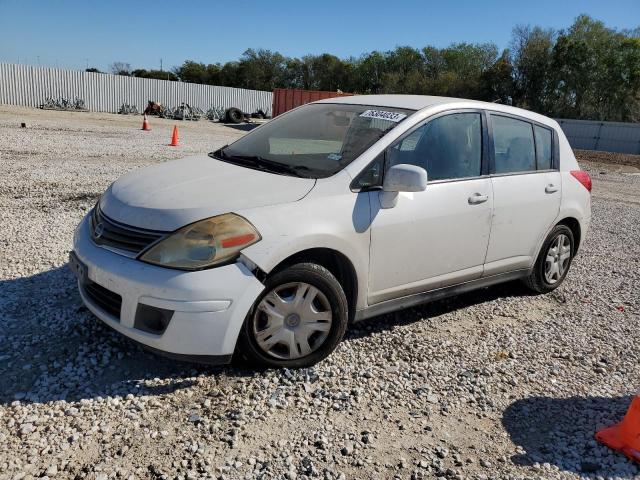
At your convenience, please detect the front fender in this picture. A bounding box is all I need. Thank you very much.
[238,190,372,310]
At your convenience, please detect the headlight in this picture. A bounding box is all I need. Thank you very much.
[139,213,260,270]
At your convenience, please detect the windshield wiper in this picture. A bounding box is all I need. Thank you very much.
[214,149,310,178]
[249,156,311,178]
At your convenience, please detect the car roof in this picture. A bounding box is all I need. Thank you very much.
[314,94,556,127]
[314,94,469,110]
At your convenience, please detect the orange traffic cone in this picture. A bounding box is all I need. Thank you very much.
[596,396,640,463]
[141,114,151,131]
[169,125,179,146]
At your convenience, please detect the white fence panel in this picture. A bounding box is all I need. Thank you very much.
[0,63,272,115]
[555,118,640,155]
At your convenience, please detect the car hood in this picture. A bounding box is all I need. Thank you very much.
[99,154,316,231]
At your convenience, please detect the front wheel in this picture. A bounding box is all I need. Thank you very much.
[238,263,348,368]
[524,224,575,293]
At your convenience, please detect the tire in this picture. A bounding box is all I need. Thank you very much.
[225,107,243,124]
[238,263,349,368]
[524,224,575,293]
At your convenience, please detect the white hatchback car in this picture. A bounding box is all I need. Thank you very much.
[71,95,591,368]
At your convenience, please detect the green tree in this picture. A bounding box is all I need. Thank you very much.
[306,54,351,91]
[381,47,425,94]
[510,25,555,113]
[218,61,241,87]
[174,61,209,84]
[438,42,499,97]
[281,57,311,89]
[550,15,640,121]
[353,51,387,93]
[608,36,640,121]
[127,15,640,121]
[132,69,178,81]
[205,63,222,85]
[479,50,515,103]
[110,62,131,76]
[237,49,288,90]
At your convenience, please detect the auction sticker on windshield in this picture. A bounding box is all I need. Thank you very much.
[359,110,407,122]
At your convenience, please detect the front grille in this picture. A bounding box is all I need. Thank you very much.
[90,205,166,255]
[83,280,122,319]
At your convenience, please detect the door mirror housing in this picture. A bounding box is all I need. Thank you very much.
[383,164,428,192]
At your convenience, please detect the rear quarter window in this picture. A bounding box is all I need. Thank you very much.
[534,125,553,170]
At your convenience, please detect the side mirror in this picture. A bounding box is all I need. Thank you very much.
[383,164,427,192]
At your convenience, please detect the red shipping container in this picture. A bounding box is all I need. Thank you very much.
[272,88,353,117]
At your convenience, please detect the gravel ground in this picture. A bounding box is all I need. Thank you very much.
[0,105,639,480]
[574,150,640,170]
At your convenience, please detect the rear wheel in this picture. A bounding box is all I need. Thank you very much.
[238,263,348,368]
[524,224,575,293]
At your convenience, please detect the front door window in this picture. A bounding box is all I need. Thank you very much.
[388,113,482,181]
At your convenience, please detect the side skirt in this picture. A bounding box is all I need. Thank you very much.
[354,269,530,322]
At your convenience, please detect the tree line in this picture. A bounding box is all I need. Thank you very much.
[96,16,640,122]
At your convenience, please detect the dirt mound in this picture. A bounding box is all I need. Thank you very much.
[575,149,640,168]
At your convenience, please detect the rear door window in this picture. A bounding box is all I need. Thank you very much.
[491,115,536,174]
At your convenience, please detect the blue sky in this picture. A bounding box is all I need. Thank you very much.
[0,0,638,71]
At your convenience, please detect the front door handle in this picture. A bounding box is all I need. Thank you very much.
[468,193,489,205]
[545,184,559,194]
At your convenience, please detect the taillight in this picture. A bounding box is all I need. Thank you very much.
[570,170,592,193]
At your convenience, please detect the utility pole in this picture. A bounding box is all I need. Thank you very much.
[160,58,163,71]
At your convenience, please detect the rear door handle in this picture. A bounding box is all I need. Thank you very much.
[545,184,559,194]
[468,193,489,205]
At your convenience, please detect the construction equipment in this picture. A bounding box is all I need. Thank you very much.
[144,101,204,121]
[119,103,139,115]
[206,106,226,121]
[40,96,87,111]
[159,106,174,119]
[171,103,203,121]
[144,101,165,116]
[251,108,270,119]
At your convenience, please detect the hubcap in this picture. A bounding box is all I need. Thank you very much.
[252,282,333,360]
[544,234,571,284]
[285,313,301,327]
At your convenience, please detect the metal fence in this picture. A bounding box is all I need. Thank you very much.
[555,118,640,155]
[2,64,638,153]
[0,63,273,115]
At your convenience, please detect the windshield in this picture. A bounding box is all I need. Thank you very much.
[209,103,415,178]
